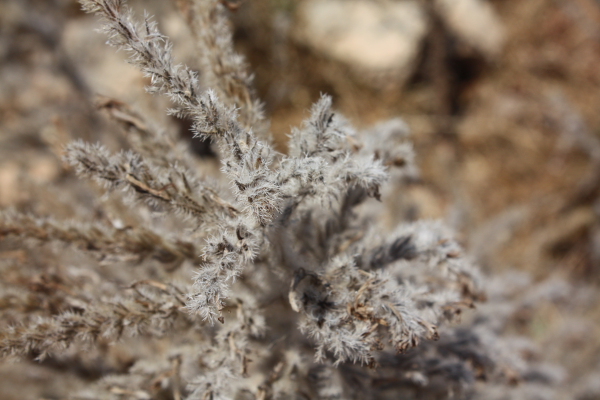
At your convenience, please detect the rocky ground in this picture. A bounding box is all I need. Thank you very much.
[1,0,600,398]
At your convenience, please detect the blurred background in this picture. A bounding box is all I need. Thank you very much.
[1,0,600,398]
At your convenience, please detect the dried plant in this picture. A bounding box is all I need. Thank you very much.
[0,0,578,399]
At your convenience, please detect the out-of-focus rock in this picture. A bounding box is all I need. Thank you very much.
[294,0,427,88]
[0,163,20,207]
[62,17,142,101]
[0,162,20,207]
[436,0,504,58]
[28,154,61,185]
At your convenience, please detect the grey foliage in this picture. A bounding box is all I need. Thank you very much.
[0,0,575,399]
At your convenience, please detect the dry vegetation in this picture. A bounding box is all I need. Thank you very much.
[1,0,600,399]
